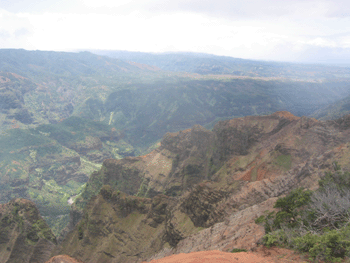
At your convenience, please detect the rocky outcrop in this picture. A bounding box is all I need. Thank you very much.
[56,111,350,262]
[148,198,279,260]
[75,111,329,206]
[53,189,167,263]
[57,205,84,243]
[0,198,57,263]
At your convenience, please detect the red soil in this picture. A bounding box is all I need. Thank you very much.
[272,111,300,121]
[144,247,312,263]
[256,163,268,181]
[45,255,85,263]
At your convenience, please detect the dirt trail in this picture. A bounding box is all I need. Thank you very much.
[143,247,312,263]
[45,255,85,263]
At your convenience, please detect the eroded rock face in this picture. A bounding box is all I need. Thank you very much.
[77,111,336,204]
[180,182,232,228]
[58,111,350,263]
[54,191,167,263]
[0,198,57,263]
[148,198,279,261]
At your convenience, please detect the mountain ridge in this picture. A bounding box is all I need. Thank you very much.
[50,111,350,262]
[88,49,350,80]
[2,111,350,262]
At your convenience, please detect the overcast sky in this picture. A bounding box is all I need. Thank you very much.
[1,0,350,64]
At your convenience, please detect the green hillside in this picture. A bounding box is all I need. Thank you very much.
[312,93,350,120]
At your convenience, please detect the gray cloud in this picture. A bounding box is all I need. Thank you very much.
[145,0,350,19]
[297,46,350,65]
[14,28,30,38]
[147,0,290,18]
[1,0,350,65]
[3,0,350,19]
[260,40,350,64]
[0,30,11,39]
[0,28,32,49]
[323,0,350,17]
[0,0,80,13]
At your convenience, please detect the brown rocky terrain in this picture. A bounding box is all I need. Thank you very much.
[49,111,350,263]
[0,198,57,263]
[2,111,348,262]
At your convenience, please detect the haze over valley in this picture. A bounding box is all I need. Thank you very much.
[2,0,350,262]
[0,49,349,261]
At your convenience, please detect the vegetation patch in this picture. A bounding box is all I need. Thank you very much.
[231,248,248,253]
[75,170,105,209]
[274,154,292,170]
[250,166,258,181]
[255,164,350,262]
[136,178,149,197]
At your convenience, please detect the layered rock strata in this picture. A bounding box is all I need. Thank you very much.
[55,111,350,262]
[0,198,57,263]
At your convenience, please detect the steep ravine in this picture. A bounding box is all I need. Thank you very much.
[4,111,350,262]
[50,111,350,262]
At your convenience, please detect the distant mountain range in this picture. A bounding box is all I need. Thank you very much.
[88,49,350,80]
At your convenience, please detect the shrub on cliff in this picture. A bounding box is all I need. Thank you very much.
[256,166,350,262]
[255,187,313,233]
[293,228,350,262]
[100,185,113,200]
